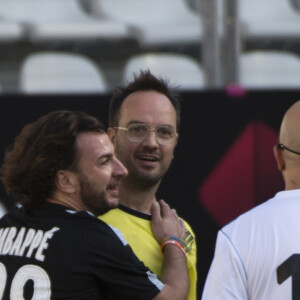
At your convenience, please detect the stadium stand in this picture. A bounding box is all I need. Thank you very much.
[89,0,203,48]
[0,0,132,42]
[123,52,205,90]
[0,0,300,92]
[240,50,300,89]
[0,20,24,42]
[240,0,300,42]
[20,51,108,94]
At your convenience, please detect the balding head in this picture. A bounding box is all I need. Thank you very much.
[280,100,300,151]
[275,100,300,190]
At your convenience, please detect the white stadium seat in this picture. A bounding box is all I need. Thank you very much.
[240,0,300,40]
[90,0,203,47]
[123,53,205,90]
[20,52,108,94]
[0,0,132,42]
[240,50,300,89]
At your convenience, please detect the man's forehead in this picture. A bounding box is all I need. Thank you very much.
[76,133,113,155]
[122,90,170,105]
[119,91,176,122]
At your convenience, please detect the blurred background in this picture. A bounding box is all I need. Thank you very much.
[1,0,300,93]
[1,0,300,298]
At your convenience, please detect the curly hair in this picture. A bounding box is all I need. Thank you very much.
[0,110,105,209]
[109,70,181,129]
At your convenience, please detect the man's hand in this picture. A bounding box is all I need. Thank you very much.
[151,200,186,244]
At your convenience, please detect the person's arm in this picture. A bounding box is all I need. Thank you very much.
[150,200,189,300]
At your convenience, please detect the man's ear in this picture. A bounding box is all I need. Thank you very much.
[55,170,77,194]
[108,127,116,143]
[273,145,285,171]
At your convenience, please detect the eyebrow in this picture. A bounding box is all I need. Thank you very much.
[97,153,113,163]
[127,121,176,128]
[127,120,144,125]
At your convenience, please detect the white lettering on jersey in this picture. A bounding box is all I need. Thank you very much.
[0,227,60,261]
[9,227,26,256]
[35,227,59,261]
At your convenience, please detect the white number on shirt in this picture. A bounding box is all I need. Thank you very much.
[0,263,51,299]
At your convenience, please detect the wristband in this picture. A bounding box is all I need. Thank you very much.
[167,236,187,249]
[162,236,187,251]
[161,239,187,259]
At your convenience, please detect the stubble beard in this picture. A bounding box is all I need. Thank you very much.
[123,160,172,190]
[78,173,117,216]
[114,142,169,190]
[124,170,161,189]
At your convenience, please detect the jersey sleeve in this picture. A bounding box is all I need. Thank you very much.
[201,230,248,300]
[86,222,164,300]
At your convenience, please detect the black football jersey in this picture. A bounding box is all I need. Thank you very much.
[0,202,163,299]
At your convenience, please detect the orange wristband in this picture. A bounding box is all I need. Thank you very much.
[162,236,187,250]
[161,239,187,259]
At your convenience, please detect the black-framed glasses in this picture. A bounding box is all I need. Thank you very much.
[114,123,178,145]
[277,143,300,155]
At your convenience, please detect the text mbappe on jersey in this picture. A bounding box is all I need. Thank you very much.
[0,227,60,261]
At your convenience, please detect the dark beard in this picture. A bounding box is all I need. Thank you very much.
[78,174,117,216]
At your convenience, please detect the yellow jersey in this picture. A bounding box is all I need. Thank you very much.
[100,205,197,300]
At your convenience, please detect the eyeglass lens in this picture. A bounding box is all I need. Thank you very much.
[127,124,176,145]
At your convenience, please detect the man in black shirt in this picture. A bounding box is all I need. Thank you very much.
[0,110,188,299]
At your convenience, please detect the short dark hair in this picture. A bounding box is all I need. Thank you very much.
[109,70,181,129]
[0,110,105,209]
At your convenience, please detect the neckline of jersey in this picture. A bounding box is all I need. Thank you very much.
[118,204,152,221]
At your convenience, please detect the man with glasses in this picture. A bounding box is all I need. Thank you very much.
[99,71,197,300]
[0,110,189,299]
[202,100,300,300]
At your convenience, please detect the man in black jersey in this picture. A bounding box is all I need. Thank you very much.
[0,110,188,299]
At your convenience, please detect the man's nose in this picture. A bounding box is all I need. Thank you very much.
[141,129,159,147]
[114,158,128,178]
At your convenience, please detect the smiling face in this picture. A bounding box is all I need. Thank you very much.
[110,90,178,188]
[75,132,127,215]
